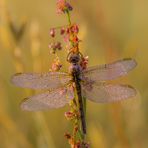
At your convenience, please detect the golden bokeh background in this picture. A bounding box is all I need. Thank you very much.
[0,0,148,147]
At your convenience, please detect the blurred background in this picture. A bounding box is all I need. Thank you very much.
[0,0,148,147]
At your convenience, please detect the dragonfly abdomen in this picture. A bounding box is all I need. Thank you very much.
[74,73,86,135]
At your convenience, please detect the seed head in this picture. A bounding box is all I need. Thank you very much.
[49,28,55,37]
[57,0,73,14]
[80,56,89,70]
[50,58,62,71]
[60,27,65,35]
[65,111,75,120]
[49,42,62,54]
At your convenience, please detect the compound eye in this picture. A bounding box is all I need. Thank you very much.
[69,57,73,62]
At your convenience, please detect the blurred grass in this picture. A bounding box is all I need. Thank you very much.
[0,0,148,147]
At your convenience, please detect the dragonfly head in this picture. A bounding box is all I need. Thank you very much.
[68,53,83,74]
[68,53,80,64]
[67,52,84,74]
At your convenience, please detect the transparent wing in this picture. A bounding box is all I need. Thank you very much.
[21,87,74,111]
[82,82,137,103]
[83,58,137,81]
[11,72,71,90]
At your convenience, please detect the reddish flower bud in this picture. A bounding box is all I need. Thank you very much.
[49,28,55,37]
[65,111,75,120]
[80,56,89,70]
[82,142,90,148]
[57,0,73,14]
[60,27,65,35]
[51,57,62,71]
[72,36,79,43]
[48,43,56,54]
[75,142,81,148]
[71,24,79,34]
[63,34,70,42]
[51,62,62,71]
[64,133,71,140]
[66,28,70,34]
[49,41,62,54]
[66,2,73,11]
[55,42,62,50]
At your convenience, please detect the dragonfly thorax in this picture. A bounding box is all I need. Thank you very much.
[69,64,82,74]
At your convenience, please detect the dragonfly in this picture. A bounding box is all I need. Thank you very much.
[11,52,137,134]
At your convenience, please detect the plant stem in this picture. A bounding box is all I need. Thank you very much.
[66,10,71,25]
[65,6,87,148]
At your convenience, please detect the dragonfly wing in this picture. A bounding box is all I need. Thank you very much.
[11,72,71,90]
[82,82,137,103]
[83,58,137,81]
[21,87,74,111]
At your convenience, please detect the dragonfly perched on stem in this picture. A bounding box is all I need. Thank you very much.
[11,51,137,135]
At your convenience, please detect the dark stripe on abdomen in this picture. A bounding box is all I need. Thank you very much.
[75,74,86,134]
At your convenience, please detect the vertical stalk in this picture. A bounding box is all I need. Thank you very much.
[62,2,89,147]
[66,10,72,25]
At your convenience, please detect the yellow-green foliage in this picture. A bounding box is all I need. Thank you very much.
[0,0,147,147]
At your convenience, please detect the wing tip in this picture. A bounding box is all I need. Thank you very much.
[20,99,39,111]
[20,98,30,111]
[20,98,41,111]
[123,58,137,67]
[121,84,137,99]
[119,58,137,73]
[127,84,137,92]
[11,73,22,84]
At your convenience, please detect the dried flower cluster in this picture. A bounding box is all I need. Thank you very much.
[57,0,73,14]
[65,132,90,148]
[50,57,62,71]
[49,24,80,53]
